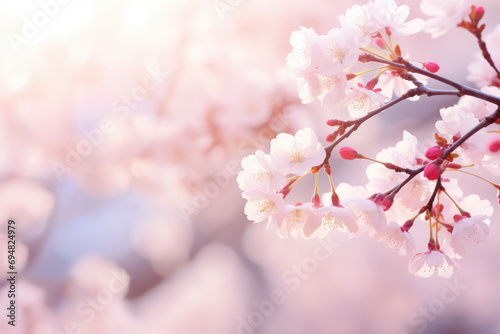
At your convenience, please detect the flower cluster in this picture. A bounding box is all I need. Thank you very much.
[238,128,358,239]
[238,0,500,279]
[286,0,425,116]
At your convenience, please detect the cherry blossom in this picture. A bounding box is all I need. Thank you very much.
[331,184,388,235]
[458,86,500,121]
[312,205,359,238]
[409,247,461,278]
[270,127,326,175]
[375,221,415,256]
[344,82,389,118]
[237,149,287,195]
[321,28,359,70]
[378,70,426,100]
[420,0,474,38]
[314,72,350,107]
[243,192,286,226]
[339,4,376,47]
[287,27,344,105]
[239,0,500,281]
[368,0,425,36]
[451,214,490,256]
[277,202,323,239]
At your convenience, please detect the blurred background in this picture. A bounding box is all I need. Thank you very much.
[1,0,500,333]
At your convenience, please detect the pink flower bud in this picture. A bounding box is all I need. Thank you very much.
[424,62,440,73]
[371,193,394,211]
[425,146,442,160]
[375,37,386,49]
[473,6,485,21]
[326,132,338,142]
[489,137,500,152]
[339,147,358,160]
[326,119,340,126]
[424,162,441,180]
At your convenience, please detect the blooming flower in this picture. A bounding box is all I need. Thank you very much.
[243,192,286,228]
[458,86,500,121]
[321,28,359,70]
[378,70,426,101]
[287,27,347,105]
[237,150,287,195]
[277,203,322,239]
[339,4,376,47]
[287,27,340,78]
[375,221,415,256]
[270,127,326,175]
[331,183,388,235]
[420,0,473,38]
[368,0,424,36]
[314,72,349,107]
[311,205,358,238]
[451,215,490,256]
[409,247,460,278]
[344,82,389,118]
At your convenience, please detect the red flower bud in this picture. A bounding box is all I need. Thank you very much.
[339,147,358,160]
[489,137,500,152]
[424,162,441,180]
[424,62,440,73]
[326,132,338,142]
[425,146,442,160]
[473,6,485,22]
[326,119,340,126]
[371,193,394,211]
